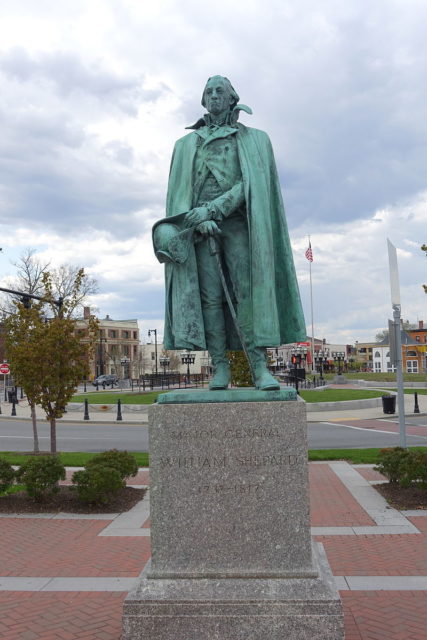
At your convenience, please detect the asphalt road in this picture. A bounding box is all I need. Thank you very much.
[307,417,427,449]
[0,419,150,453]
[0,417,426,452]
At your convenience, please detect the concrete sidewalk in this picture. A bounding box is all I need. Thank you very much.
[0,462,426,639]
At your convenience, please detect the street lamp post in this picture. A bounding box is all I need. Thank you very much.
[120,356,130,379]
[315,350,329,380]
[181,351,195,381]
[332,351,345,375]
[99,336,107,376]
[290,345,308,394]
[159,356,170,375]
[148,329,158,376]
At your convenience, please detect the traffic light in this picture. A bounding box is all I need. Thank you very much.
[291,355,297,365]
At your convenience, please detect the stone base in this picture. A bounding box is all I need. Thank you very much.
[333,374,347,384]
[122,542,344,640]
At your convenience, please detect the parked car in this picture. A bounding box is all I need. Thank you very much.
[92,374,118,387]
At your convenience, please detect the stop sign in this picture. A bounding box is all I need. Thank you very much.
[0,363,10,375]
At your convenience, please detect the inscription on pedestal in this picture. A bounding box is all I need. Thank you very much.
[148,400,314,579]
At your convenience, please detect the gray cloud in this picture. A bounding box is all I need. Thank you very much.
[0,48,167,115]
[0,0,426,341]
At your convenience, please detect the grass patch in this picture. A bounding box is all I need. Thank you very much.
[73,389,387,405]
[71,391,164,404]
[300,389,385,403]
[0,484,24,497]
[378,388,427,395]
[311,446,427,463]
[0,451,150,467]
[2,448,427,467]
[323,372,426,382]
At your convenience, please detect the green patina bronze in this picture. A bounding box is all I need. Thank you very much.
[157,387,297,404]
[153,76,305,392]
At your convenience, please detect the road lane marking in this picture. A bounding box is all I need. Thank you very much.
[320,421,427,438]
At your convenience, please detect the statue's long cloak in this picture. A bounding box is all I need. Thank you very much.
[154,122,306,350]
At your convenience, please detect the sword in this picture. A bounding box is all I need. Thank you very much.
[208,236,256,385]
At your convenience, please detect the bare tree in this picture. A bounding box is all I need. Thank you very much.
[0,249,98,317]
[49,264,99,316]
[163,349,182,372]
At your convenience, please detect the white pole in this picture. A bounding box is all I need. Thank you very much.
[387,239,406,448]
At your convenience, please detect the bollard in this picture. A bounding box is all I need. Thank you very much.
[84,398,90,421]
[11,399,16,416]
[116,398,123,421]
[414,392,420,414]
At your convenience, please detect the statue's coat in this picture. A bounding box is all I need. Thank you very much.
[153,122,306,351]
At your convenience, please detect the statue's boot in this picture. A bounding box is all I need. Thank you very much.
[249,347,280,391]
[209,360,231,390]
[203,308,230,390]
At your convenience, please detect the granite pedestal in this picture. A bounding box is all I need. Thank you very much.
[122,393,344,639]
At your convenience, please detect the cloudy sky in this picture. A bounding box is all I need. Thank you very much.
[0,0,425,345]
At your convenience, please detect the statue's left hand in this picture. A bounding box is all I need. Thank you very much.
[183,206,211,228]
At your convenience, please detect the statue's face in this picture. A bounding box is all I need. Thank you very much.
[204,77,234,116]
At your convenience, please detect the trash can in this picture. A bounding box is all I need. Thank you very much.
[7,391,17,404]
[382,395,396,414]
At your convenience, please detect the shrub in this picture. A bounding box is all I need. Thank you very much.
[0,457,16,493]
[374,447,410,483]
[227,350,252,387]
[72,465,124,504]
[399,451,427,489]
[16,455,66,501]
[86,449,138,481]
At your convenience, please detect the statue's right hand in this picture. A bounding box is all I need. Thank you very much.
[183,206,210,228]
[196,221,221,237]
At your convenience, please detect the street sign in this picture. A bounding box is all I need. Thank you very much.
[0,364,10,375]
[387,239,401,307]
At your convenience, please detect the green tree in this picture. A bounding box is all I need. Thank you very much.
[4,303,44,452]
[227,350,253,387]
[5,270,98,453]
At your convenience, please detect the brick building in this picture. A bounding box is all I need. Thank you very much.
[76,308,140,380]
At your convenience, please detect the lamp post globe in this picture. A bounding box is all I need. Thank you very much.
[180,350,195,380]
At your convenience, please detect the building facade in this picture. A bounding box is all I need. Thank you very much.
[76,308,140,380]
[139,343,211,377]
[371,321,427,374]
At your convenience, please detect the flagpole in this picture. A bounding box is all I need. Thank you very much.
[308,237,315,372]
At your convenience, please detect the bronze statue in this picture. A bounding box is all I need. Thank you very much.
[153,76,305,390]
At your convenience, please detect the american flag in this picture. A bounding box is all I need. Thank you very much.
[305,242,313,262]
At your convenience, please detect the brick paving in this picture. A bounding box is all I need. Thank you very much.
[1,462,427,639]
[317,531,427,575]
[354,466,387,482]
[342,592,427,640]
[309,463,375,527]
[0,519,150,577]
[0,592,125,639]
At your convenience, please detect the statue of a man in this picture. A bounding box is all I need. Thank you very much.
[153,75,306,390]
